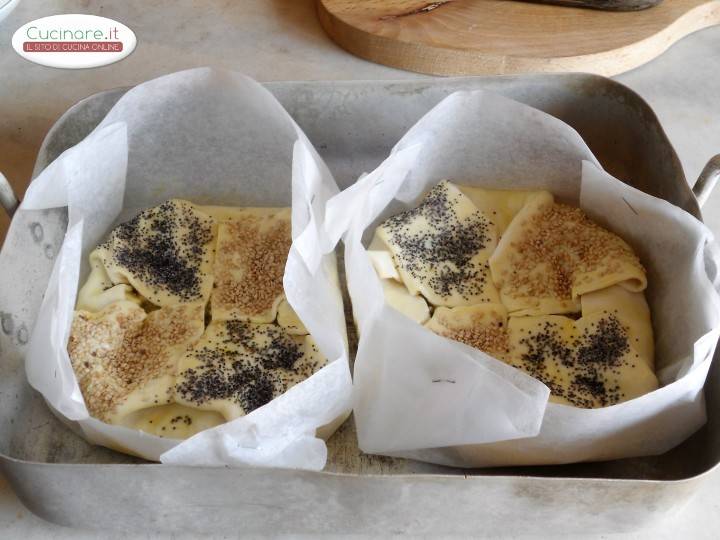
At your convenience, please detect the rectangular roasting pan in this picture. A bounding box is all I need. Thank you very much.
[1,74,720,536]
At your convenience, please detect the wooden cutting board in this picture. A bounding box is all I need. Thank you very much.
[317,0,720,76]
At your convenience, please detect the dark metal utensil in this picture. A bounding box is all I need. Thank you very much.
[518,0,663,10]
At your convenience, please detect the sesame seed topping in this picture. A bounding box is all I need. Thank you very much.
[69,202,326,431]
[496,201,645,304]
[213,213,291,319]
[68,302,204,420]
[438,321,509,357]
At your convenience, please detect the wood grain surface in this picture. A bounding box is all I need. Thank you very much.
[523,0,663,10]
[317,0,720,76]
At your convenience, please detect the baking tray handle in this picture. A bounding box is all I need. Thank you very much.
[0,171,19,218]
[693,154,720,208]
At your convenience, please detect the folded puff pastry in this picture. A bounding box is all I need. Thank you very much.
[371,181,655,409]
[489,192,646,316]
[174,320,326,420]
[424,291,657,408]
[210,208,291,323]
[68,301,224,437]
[69,200,326,439]
[93,199,216,308]
[425,303,510,359]
[456,186,550,235]
[375,181,500,307]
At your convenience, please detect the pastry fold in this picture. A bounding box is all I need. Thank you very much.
[94,199,216,307]
[425,304,509,358]
[506,310,657,408]
[69,201,326,438]
[375,180,500,307]
[210,208,291,322]
[370,181,655,409]
[175,320,325,419]
[489,192,646,316]
[68,301,221,437]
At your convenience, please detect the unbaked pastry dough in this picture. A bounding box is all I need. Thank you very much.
[489,192,646,316]
[94,199,216,307]
[76,252,141,312]
[367,233,401,281]
[457,186,550,235]
[375,181,500,307]
[370,181,655,408]
[277,299,309,335]
[383,279,431,324]
[580,284,654,369]
[174,320,325,419]
[68,301,214,437]
[506,310,657,408]
[69,201,326,439]
[425,304,509,358]
[210,208,291,322]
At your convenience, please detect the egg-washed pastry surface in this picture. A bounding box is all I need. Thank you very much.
[69,199,327,439]
[506,309,656,408]
[372,181,657,408]
[425,304,509,358]
[211,208,291,322]
[175,320,324,419]
[489,192,646,316]
[68,301,206,423]
[374,181,500,307]
[90,200,216,307]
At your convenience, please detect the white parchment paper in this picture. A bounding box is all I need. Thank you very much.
[328,90,720,467]
[21,68,352,469]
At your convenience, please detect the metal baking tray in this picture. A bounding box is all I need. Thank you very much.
[1,74,720,535]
